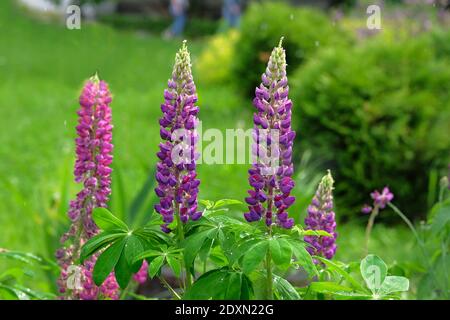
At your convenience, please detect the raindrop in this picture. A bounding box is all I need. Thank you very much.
[315,41,320,47]
[290,14,294,20]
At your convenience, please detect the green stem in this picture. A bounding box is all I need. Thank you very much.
[176,209,192,290]
[265,248,273,300]
[265,225,274,300]
[119,282,137,300]
[364,207,379,257]
[159,276,181,300]
[388,203,423,246]
[388,202,446,297]
[438,185,446,203]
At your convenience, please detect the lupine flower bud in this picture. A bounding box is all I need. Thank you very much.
[361,204,373,214]
[244,38,295,229]
[155,41,202,233]
[304,170,338,261]
[56,75,119,299]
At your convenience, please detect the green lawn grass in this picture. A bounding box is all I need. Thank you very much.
[0,0,417,296]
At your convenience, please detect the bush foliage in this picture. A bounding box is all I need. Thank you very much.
[232,1,352,95]
[291,34,450,218]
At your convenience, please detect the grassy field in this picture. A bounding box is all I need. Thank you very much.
[0,0,416,295]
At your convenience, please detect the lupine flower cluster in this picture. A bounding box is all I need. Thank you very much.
[155,41,202,233]
[133,260,149,284]
[304,171,338,260]
[361,186,394,214]
[57,75,119,299]
[244,38,295,229]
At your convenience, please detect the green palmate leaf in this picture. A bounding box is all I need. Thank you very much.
[288,240,317,277]
[270,238,292,267]
[149,255,165,278]
[12,284,56,300]
[80,231,125,263]
[309,281,355,295]
[292,225,332,238]
[133,249,162,262]
[273,274,301,300]
[124,235,145,273]
[0,284,30,300]
[242,240,269,274]
[316,257,367,293]
[199,199,215,209]
[184,229,217,268]
[167,255,182,277]
[115,250,133,289]
[228,238,260,265]
[429,199,450,236]
[93,238,126,286]
[379,276,409,296]
[224,272,242,299]
[209,246,228,267]
[213,199,243,209]
[302,230,333,237]
[184,268,252,300]
[93,207,129,232]
[360,255,388,294]
[184,269,228,300]
[240,274,253,300]
[0,251,43,265]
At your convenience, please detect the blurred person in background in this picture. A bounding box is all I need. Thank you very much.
[164,0,189,38]
[222,0,241,29]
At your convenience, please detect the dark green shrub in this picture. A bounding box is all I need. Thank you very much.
[290,35,450,219]
[232,1,352,96]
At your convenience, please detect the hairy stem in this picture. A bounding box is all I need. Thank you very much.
[388,203,423,246]
[159,276,181,300]
[265,249,273,300]
[364,207,379,257]
[175,208,192,290]
[388,202,446,297]
[266,226,274,300]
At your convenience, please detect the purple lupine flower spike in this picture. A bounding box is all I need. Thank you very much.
[155,41,202,233]
[304,170,338,261]
[57,74,119,300]
[245,38,295,229]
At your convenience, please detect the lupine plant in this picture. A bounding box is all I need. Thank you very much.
[56,75,119,300]
[53,40,418,301]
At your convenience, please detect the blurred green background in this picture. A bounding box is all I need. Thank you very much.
[0,0,448,298]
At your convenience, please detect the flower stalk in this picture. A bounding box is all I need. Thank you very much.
[56,74,119,300]
[245,37,295,230]
[155,41,200,291]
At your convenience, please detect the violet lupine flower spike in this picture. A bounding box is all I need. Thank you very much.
[155,41,202,233]
[56,74,119,300]
[304,170,338,261]
[245,37,295,230]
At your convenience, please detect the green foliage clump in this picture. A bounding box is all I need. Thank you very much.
[196,30,240,85]
[232,1,352,95]
[291,34,450,218]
